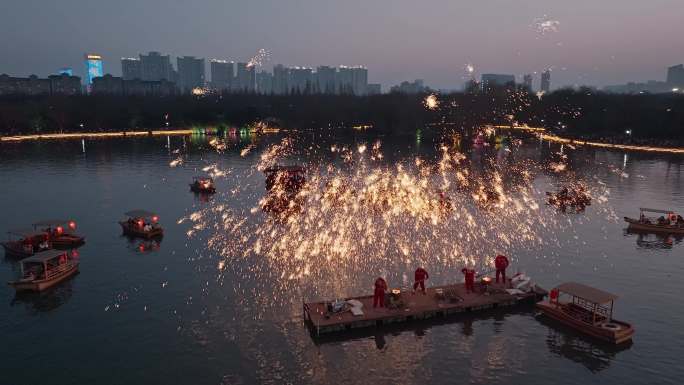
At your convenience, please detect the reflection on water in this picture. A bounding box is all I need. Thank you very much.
[538,315,632,373]
[624,229,682,250]
[0,131,682,384]
[10,278,76,313]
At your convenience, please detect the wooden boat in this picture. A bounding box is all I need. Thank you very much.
[1,229,51,258]
[624,208,684,234]
[537,282,634,345]
[32,219,85,248]
[189,176,216,193]
[119,210,164,239]
[8,249,79,292]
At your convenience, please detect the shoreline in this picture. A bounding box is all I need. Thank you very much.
[0,129,195,142]
[493,125,684,154]
[2,127,684,155]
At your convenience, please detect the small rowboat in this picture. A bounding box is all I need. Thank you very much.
[1,229,51,258]
[624,208,684,235]
[32,219,85,248]
[8,249,79,292]
[537,282,634,345]
[119,210,164,239]
[189,176,216,194]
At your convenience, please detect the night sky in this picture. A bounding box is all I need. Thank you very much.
[1,0,682,89]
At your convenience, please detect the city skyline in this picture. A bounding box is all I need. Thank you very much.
[1,1,683,90]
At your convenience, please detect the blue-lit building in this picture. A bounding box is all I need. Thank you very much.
[58,67,73,76]
[84,54,104,85]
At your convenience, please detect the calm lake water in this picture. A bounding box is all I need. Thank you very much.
[0,131,682,385]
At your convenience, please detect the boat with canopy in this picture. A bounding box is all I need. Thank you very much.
[189,176,216,193]
[119,210,164,239]
[536,282,634,345]
[1,229,51,258]
[7,249,79,292]
[624,208,684,234]
[32,219,85,248]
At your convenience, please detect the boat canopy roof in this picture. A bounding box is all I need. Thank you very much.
[263,165,305,174]
[22,250,66,263]
[640,208,676,214]
[556,282,618,304]
[7,228,46,238]
[32,219,72,227]
[124,210,157,219]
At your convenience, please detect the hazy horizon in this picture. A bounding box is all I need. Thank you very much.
[1,0,683,90]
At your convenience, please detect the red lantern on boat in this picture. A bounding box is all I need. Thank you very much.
[56,226,64,235]
[69,221,77,230]
[151,216,159,223]
[137,219,144,228]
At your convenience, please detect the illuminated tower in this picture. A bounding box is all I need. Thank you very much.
[84,54,104,86]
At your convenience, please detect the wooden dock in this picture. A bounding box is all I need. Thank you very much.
[303,281,547,336]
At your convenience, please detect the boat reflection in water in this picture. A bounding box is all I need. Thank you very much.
[10,278,75,314]
[537,315,632,373]
[624,229,682,249]
[124,237,162,253]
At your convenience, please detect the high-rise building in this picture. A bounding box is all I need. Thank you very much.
[367,83,381,95]
[273,64,289,94]
[523,74,533,90]
[235,63,255,92]
[351,66,368,95]
[289,67,313,93]
[121,58,142,80]
[336,66,368,95]
[480,74,515,91]
[84,54,103,85]
[177,56,205,93]
[140,51,174,81]
[316,66,336,94]
[256,71,273,94]
[210,59,234,91]
[541,70,551,92]
[666,64,684,87]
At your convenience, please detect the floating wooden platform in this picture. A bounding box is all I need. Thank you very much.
[303,281,547,336]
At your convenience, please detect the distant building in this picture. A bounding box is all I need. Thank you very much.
[121,58,142,80]
[523,74,533,90]
[336,66,367,95]
[667,64,684,87]
[58,68,73,76]
[540,70,551,92]
[367,83,381,95]
[256,71,273,94]
[84,54,104,86]
[0,74,81,95]
[140,52,174,81]
[92,74,177,96]
[210,59,234,91]
[177,56,205,93]
[48,74,81,95]
[273,64,289,94]
[481,74,515,91]
[604,80,670,94]
[316,66,336,94]
[289,67,314,93]
[390,79,427,94]
[235,63,255,92]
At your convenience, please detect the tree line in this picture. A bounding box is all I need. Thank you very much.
[0,87,682,143]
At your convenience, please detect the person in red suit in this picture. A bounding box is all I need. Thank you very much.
[461,268,475,293]
[494,254,509,284]
[413,267,429,294]
[373,277,388,308]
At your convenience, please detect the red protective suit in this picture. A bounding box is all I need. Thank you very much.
[413,267,429,293]
[373,277,387,308]
[495,255,509,284]
[461,268,475,293]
